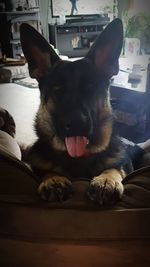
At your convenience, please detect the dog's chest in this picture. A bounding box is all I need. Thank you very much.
[51,154,108,179]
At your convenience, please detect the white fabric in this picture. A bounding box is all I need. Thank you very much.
[14,76,38,88]
[0,83,40,145]
[3,64,29,80]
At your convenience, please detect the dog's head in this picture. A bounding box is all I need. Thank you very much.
[20,19,123,157]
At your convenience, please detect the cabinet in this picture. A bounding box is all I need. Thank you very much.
[0,10,40,58]
[49,15,110,57]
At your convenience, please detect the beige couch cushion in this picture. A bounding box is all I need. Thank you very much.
[0,130,21,160]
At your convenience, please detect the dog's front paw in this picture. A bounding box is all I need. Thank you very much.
[38,176,73,202]
[0,107,15,137]
[87,169,124,206]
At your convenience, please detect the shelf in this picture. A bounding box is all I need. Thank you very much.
[49,18,109,57]
[0,11,40,58]
[0,10,39,14]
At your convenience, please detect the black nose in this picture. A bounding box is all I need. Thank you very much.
[62,111,90,137]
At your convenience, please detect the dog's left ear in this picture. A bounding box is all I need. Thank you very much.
[86,18,123,79]
[20,23,60,80]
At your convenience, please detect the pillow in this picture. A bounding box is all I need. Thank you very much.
[0,130,21,160]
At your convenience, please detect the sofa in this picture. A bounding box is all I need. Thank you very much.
[0,83,150,266]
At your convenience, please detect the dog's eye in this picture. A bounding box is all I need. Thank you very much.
[53,86,61,91]
[86,83,98,94]
[88,83,96,89]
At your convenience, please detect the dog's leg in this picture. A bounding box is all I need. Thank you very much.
[20,140,73,202]
[137,139,150,168]
[138,139,150,152]
[87,169,125,206]
[38,175,73,202]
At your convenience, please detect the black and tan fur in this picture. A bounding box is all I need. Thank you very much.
[20,19,143,205]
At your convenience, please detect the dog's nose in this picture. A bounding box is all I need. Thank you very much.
[65,122,71,131]
[62,111,90,137]
[64,113,87,130]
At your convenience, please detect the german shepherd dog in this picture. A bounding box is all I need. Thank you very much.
[19,19,143,206]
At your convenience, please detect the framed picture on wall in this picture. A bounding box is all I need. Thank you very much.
[51,0,114,17]
[124,37,140,57]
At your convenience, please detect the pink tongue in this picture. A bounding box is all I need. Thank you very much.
[65,136,88,157]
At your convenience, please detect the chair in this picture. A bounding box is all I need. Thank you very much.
[110,62,150,142]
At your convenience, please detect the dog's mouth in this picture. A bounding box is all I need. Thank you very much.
[65,136,89,158]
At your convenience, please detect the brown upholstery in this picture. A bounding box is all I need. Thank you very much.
[0,146,150,266]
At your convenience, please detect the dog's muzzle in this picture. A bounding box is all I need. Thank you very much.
[61,110,92,138]
[57,110,92,157]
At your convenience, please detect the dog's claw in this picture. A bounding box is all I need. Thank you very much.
[87,174,124,206]
[38,176,73,202]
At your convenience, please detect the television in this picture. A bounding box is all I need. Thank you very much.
[51,0,114,17]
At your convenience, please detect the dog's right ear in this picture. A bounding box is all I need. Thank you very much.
[86,19,123,79]
[20,24,60,80]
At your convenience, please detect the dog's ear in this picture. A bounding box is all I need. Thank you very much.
[86,18,123,79]
[20,23,60,80]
